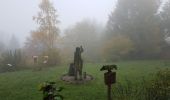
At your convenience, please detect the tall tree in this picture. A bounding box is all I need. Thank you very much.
[25,0,60,65]
[25,0,59,52]
[105,0,163,59]
[159,0,170,58]
[0,41,5,55]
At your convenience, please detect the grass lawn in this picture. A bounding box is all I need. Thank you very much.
[0,60,169,100]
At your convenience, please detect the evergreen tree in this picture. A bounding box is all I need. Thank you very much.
[160,0,170,36]
[9,34,20,51]
[105,0,163,59]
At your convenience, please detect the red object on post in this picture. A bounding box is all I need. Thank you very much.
[104,72,116,85]
[100,64,117,100]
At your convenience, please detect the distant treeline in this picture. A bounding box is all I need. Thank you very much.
[1,0,170,67]
[61,0,170,62]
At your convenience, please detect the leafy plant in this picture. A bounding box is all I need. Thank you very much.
[39,81,63,100]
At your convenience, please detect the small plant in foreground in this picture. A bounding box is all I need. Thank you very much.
[39,81,63,100]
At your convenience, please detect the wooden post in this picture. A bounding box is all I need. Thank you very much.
[100,65,117,100]
[107,84,112,100]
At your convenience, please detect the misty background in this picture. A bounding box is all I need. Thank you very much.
[0,1,169,100]
[0,0,170,71]
[0,0,115,45]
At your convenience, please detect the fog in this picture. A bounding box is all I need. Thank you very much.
[0,0,115,45]
[0,1,170,100]
[0,0,170,65]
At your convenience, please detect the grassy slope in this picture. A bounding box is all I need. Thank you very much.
[0,60,169,100]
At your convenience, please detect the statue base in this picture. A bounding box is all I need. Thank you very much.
[61,74,93,84]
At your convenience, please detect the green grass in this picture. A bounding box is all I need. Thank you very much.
[0,60,169,100]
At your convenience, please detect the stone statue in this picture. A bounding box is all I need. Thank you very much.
[68,63,75,76]
[74,46,84,80]
[68,46,84,80]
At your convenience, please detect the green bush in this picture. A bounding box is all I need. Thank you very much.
[42,48,61,66]
[112,69,170,100]
[112,79,145,100]
[39,81,63,100]
[145,69,170,100]
[0,49,26,72]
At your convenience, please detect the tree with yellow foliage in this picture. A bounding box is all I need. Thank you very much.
[102,35,134,61]
[25,0,60,65]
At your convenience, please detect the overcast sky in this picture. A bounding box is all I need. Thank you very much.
[0,0,116,44]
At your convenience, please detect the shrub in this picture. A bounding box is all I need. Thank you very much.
[42,48,61,66]
[112,79,145,100]
[0,49,26,72]
[39,81,63,100]
[112,69,170,100]
[145,69,170,100]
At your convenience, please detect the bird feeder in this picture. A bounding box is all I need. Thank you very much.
[100,64,117,100]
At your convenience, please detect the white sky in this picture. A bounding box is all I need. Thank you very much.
[0,0,116,44]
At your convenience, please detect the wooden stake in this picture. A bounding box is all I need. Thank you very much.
[107,84,112,100]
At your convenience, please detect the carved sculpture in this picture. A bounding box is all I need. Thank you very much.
[68,46,84,80]
[74,46,83,80]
